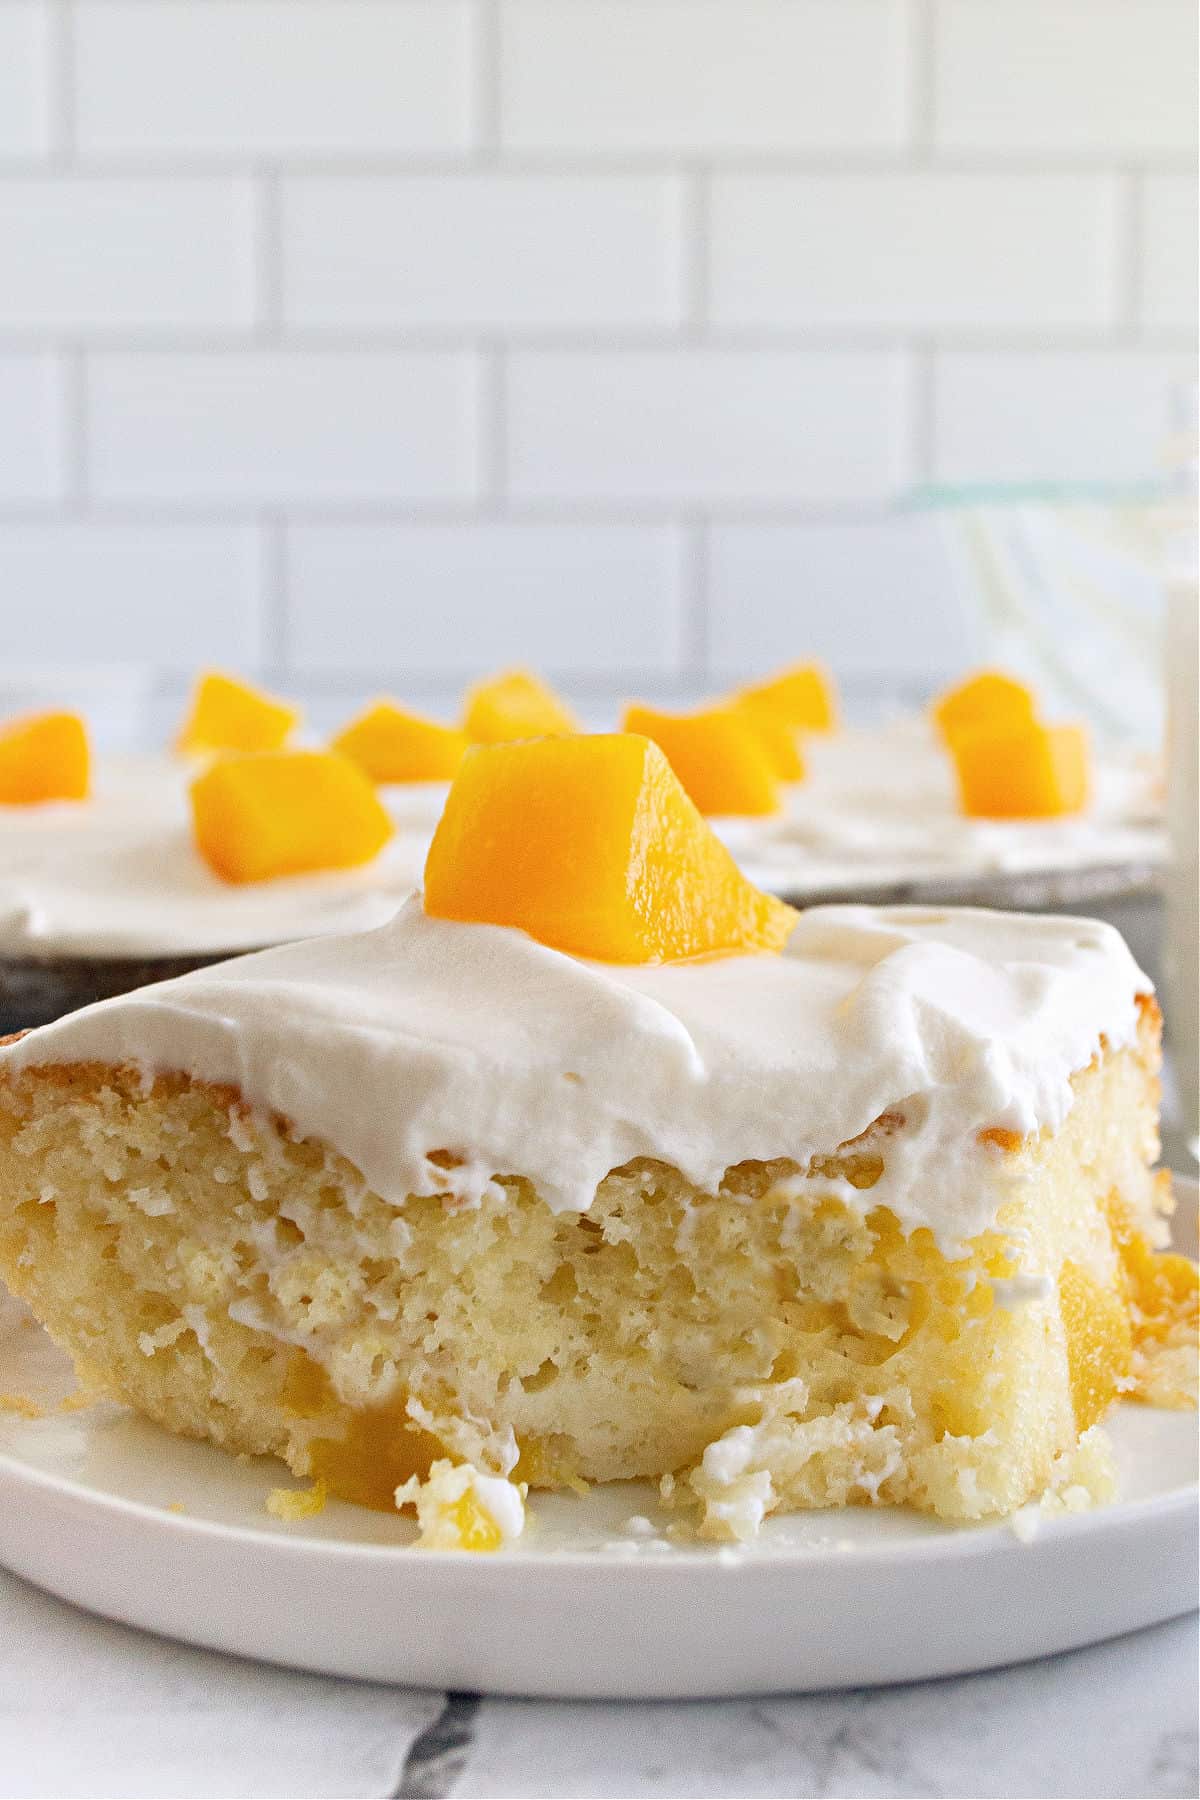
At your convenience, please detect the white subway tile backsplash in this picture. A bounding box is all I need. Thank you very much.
[0,3,51,159]
[508,351,910,503]
[0,355,64,503]
[500,0,909,153]
[1140,176,1199,334]
[708,518,978,682]
[88,352,480,506]
[0,179,256,333]
[710,174,1118,331]
[288,523,683,674]
[0,525,262,665]
[934,0,1199,154]
[0,0,1190,701]
[932,351,1191,487]
[76,1,475,157]
[282,175,683,331]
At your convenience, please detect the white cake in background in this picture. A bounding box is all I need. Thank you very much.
[0,724,1165,964]
[718,718,1164,897]
[0,754,438,959]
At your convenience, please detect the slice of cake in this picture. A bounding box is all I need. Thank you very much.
[0,736,1193,1545]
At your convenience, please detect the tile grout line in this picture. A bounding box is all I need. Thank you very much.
[0,499,927,528]
[908,340,937,488]
[48,0,76,169]
[908,0,937,164]
[680,164,709,338]
[252,166,284,341]
[479,342,506,503]
[260,515,289,674]
[4,152,1194,179]
[473,0,501,161]
[1118,167,1145,340]
[1,329,1177,354]
[62,345,87,507]
[147,669,936,700]
[4,489,1173,530]
[679,516,710,683]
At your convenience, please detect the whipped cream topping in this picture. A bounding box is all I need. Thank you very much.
[0,723,1163,959]
[0,755,439,957]
[0,898,1149,1251]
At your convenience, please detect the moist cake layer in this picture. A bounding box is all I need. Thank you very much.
[0,1006,1177,1528]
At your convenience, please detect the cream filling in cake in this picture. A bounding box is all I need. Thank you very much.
[0,901,1190,1538]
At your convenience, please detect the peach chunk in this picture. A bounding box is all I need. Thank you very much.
[190,751,393,884]
[733,703,806,782]
[1103,1192,1200,1354]
[737,662,838,733]
[0,711,90,805]
[461,668,578,744]
[622,702,782,816]
[332,700,468,784]
[950,720,1089,819]
[932,669,1035,745]
[447,1490,504,1553]
[1058,1260,1132,1431]
[176,671,300,757]
[424,733,798,963]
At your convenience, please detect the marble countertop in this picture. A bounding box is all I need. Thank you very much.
[0,1562,1195,1800]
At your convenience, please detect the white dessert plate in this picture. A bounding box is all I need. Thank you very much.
[0,1181,1195,1700]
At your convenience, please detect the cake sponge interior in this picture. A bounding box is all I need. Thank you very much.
[0,1002,1191,1535]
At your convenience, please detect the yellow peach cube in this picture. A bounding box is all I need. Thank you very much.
[424,733,797,963]
[1058,1260,1132,1431]
[461,669,577,744]
[932,670,1036,745]
[176,671,300,757]
[737,662,838,733]
[950,721,1089,819]
[447,1489,504,1552]
[332,701,468,784]
[0,711,90,805]
[621,702,782,816]
[190,751,393,884]
[732,703,805,781]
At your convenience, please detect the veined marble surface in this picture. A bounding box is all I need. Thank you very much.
[0,1563,1194,1800]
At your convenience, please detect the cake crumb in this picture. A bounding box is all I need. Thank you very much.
[266,1478,328,1520]
[1010,1505,1040,1543]
[622,1514,657,1538]
[56,1392,99,1414]
[0,1392,41,1419]
[1041,1425,1116,1517]
[395,1458,524,1551]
